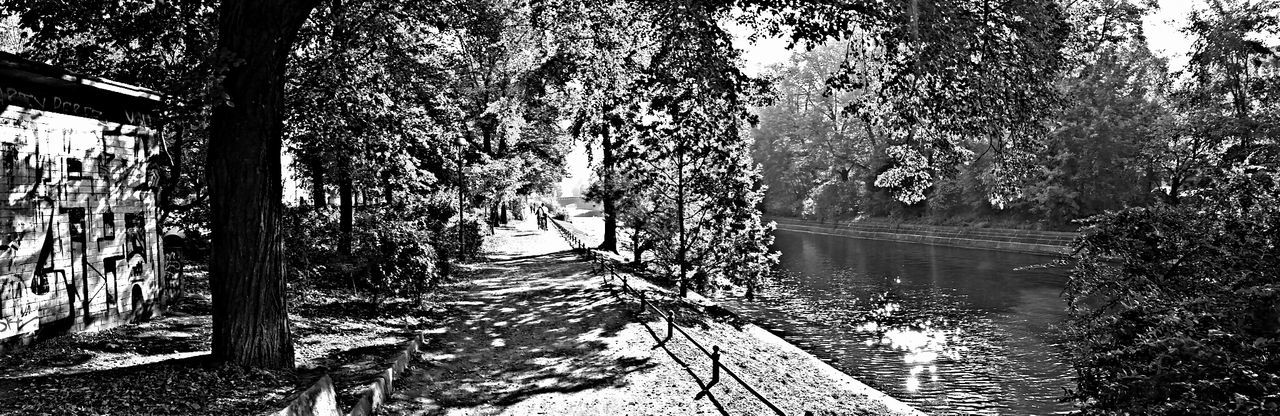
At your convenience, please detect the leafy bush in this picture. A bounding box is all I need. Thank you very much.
[1064,165,1280,415]
[282,199,460,304]
[281,207,341,283]
[801,179,860,223]
[439,218,484,262]
[354,209,439,304]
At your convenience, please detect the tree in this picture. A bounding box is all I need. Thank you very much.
[603,0,776,297]
[2,0,221,228]
[751,42,876,220]
[429,0,574,229]
[548,0,655,253]
[2,0,309,367]
[206,0,318,369]
[1065,165,1280,415]
[820,0,1070,205]
[286,0,456,255]
[1017,0,1167,226]
[0,14,22,53]
[1064,1,1280,412]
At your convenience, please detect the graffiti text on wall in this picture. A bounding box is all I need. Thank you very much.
[0,111,160,342]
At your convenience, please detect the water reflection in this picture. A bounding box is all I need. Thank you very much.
[721,230,1075,415]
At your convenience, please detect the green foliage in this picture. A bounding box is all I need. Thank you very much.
[752,42,874,219]
[834,1,1070,204]
[442,218,485,263]
[2,0,219,229]
[1064,166,1280,415]
[750,0,1177,230]
[1063,2,1280,412]
[438,0,574,209]
[281,207,341,282]
[800,179,860,222]
[283,201,451,304]
[607,1,777,295]
[0,14,23,53]
[287,0,454,204]
[354,206,440,303]
[1018,38,1168,227]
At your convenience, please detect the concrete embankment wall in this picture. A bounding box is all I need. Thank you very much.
[769,216,1076,256]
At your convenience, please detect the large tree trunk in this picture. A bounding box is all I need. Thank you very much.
[382,171,394,206]
[309,157,325,208]
[339,173,353,255]
[208,0,316,369]
[676,149,688,298]
[498,196,509,224]
[159,124,185,224]
[599,122,618,252]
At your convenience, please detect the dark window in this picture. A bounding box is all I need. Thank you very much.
[125,213,147,259]
[102,212,115,240]
[66,158,84,179]
[65,208,85,241]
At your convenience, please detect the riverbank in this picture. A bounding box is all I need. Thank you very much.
[380,217,923,415]
[768,216,1076,255]
[552,216,925,415]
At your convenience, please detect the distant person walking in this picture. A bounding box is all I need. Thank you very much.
[535,204,548,230]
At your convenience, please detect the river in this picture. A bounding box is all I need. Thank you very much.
[721,229,1074,415]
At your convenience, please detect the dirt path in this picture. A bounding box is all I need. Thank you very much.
[383,216,923,416]
[382,218,725,415]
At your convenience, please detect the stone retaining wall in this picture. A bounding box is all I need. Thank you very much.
[271,375,340,416]
[769,216,1076,255]
[267,333,426,416]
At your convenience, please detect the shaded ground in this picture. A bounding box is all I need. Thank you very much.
[382,217,922,416]
[0,262,462,415]
[0,267,306,415]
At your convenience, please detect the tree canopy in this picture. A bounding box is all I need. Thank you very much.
[5,0,1089,371]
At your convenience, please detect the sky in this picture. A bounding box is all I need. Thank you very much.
[1144,0,1198,71]
[733,0,1203,74]
[557,1,1209,197]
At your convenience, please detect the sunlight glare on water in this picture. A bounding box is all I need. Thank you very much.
[722,230,1075,415]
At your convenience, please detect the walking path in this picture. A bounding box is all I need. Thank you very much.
[381,217,922,416]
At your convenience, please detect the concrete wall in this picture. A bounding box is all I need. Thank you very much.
[0,108,165,350]
[769,216,1075,255]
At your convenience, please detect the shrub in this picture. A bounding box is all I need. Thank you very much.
[439,218,484,262]
[354,210,439,305]
[281,207,341,283]
[1064,165,1280,415]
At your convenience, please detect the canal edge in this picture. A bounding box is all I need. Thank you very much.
[768,216,1075,256]
[694,292,927,416]
[584,247,928,416]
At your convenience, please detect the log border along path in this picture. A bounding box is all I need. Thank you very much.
[379,215,924,416]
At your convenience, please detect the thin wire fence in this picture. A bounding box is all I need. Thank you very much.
[549,219,787,415]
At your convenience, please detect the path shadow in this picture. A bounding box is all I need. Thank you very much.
[390,251,660,413]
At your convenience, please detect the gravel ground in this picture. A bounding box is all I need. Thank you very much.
[381,216,923,416]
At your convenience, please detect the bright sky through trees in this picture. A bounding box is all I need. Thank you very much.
[557,1,1230,199]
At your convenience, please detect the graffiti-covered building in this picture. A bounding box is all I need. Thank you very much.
[0,52,166,350]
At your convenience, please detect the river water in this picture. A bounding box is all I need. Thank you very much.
[721,229,1074,415]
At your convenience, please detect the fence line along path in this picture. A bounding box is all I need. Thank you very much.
[378,216,728,415]
[549,217,925,416]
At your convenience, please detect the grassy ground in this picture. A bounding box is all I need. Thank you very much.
[0,261,465,415]
[379,217,922,416]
